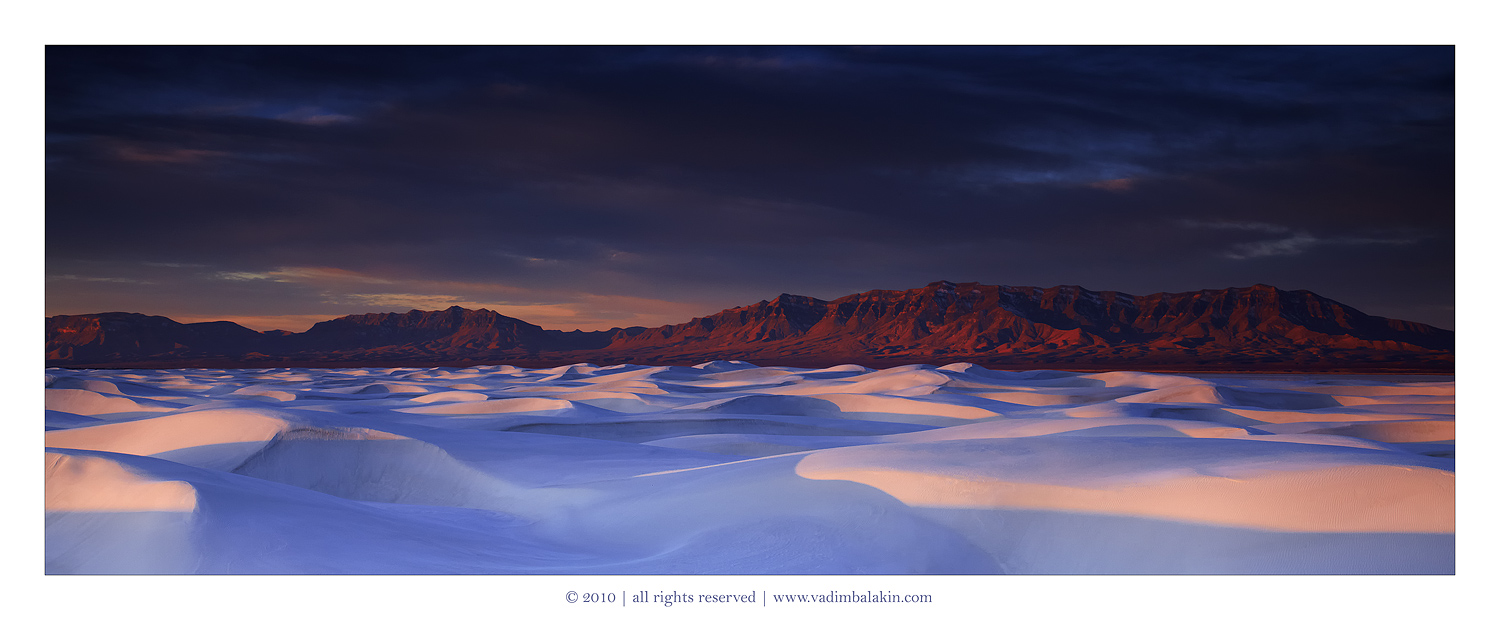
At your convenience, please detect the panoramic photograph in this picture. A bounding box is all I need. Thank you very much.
[44,45,1455,577]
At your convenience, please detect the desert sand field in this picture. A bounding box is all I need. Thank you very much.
[44,362,1454,574]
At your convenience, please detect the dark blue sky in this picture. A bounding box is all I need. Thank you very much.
[45,46,1455,331]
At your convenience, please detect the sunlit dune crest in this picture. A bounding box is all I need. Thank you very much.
[45,409,290,459]
[44,363,1455,574]
[796,449,1454,533]
[46,452,197,512]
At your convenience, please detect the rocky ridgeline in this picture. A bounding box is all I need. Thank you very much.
[46,282,1454,370]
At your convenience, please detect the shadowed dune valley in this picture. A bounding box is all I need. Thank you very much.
[44,361,1455,574]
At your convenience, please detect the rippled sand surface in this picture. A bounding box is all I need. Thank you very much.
[45,362,1454,574]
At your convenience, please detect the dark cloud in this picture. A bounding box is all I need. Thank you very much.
[46,46,1455,330]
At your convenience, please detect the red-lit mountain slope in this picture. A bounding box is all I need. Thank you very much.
[46,282,1453,371]
[598,282,1452,370]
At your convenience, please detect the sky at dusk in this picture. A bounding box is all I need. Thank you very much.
[44,45,1455,332]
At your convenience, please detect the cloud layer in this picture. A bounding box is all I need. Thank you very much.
[46,46,1455,330]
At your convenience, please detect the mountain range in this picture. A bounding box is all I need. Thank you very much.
[45,281,1455,371]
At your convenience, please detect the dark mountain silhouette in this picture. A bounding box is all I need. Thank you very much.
[48,312,270,363]
[287,306,626,358]
[46,282,1454,371]
[46,306,634,365]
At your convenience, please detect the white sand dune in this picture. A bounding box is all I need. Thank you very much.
[794,438,1453,532]
[397,396,577,415]
[408,390,488,403]
[45,388,179,415]
[44,363,1455,574]
[46,450,197,512]
[45,408,290,468]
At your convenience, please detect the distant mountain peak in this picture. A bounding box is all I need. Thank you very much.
[771,292,823,305]
[46,282,1454,371]
[601,282,1452,371]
